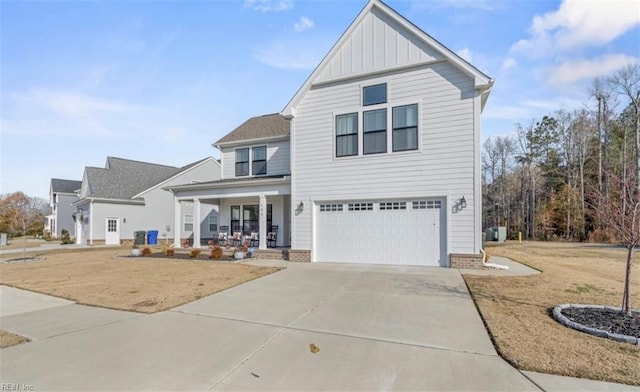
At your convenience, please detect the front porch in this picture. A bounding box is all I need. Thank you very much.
[168,176,291,251]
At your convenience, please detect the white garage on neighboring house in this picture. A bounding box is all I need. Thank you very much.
[314,198,447,266]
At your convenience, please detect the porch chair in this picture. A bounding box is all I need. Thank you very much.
[232,231,243,247]
[267,225,278,248]
[248,232,259,247]
[218,226,229,246]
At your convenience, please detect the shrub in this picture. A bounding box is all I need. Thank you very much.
[190,249,201,258]
[141,247,152,256]
[210,246,223,259]
[60,229,73,245]
[165,248,175,256]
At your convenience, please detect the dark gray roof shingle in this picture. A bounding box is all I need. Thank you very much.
[83,157,185,200]
[51,178,82,194]
[215,113,290,146]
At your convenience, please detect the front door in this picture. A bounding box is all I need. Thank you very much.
[105,218,120,245]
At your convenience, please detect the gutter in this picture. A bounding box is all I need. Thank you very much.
[72,197,145,207]
[165,176,291,192]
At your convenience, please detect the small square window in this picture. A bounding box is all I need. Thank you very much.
[363,83,387,106]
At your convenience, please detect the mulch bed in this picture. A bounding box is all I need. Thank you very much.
[561,307,640,338]
[128,251,254,263]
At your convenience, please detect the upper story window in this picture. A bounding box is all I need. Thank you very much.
[393,104,418,152]
[336,113,358,157]
[235,148,249,176]
[252,146,267,175]
[363,83,387,106]
[363,109,387,154]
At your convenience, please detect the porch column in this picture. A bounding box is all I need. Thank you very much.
[259,194,267,250]
[173,197,181,248]
[194,198,201,248]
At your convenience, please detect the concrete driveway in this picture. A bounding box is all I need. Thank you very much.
[1,261,637,391]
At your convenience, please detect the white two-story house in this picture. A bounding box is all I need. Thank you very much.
[169,0,493,267]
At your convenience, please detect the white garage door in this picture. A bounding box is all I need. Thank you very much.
[315,199,445,266]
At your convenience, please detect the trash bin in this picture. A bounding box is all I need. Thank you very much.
[134,231,146,246]
[147,230,159,245]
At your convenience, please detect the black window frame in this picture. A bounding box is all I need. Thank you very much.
[241,204,272,236]
[235,148,249,176]
[363,108,387,155]
[363,83,387,106]
[392,104,419,152]
[252,146,267,175]
[335,112,358,158]
[230,206,241,234]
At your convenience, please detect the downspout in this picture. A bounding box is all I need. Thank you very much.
[479,248,509,270]
[89,199,94,246]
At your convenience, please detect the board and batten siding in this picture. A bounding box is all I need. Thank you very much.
[221,140,290,180]
[291,62,478,254]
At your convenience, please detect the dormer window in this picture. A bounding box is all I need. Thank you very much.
[363,83,387,106]
[235,149,249,176]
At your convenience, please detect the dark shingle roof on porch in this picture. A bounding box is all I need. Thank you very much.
[215,113,290,146]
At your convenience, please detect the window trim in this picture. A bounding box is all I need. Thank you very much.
[363,83,387,106]
[183,214,194,232]
[392,104,419,152]
[252,146,267,176]
[335,112,359,158]
[235,148,249,177]
[363,108,387,155]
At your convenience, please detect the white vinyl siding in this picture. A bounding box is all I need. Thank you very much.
[221,140,290,179]
[292,61,477,254]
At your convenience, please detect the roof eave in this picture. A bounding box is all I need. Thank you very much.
[213,134,290,149]
[165,176,291,192]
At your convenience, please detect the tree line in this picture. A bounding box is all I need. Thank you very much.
[482,64,640,243]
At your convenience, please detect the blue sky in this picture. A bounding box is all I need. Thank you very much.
[1,0,639,199]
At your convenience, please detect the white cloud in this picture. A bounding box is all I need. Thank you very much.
[457,48,473,62]
[548,54,639,85]
[24,89,142,117]
[243,0,293,12]
[512,0,640,56]
[294,16,314,32]
[501,57,517,71]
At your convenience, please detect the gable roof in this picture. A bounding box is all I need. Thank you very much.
[214,113,290,147]
[282,0,493,116]
[51,178,81,194]
[81,157,181,200]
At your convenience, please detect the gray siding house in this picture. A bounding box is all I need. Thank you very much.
[72,156,220,245]
[46,178,82,238]
[169,0,493,267]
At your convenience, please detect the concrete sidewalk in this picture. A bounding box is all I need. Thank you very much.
[1,261,638,391]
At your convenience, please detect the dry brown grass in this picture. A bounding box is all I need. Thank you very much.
[0,248,281,313]
[0,330,30,348]
[464,241,640,386]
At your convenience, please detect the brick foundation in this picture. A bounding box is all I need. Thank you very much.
[255,249,287,260]
[450,253,484,269]
[287,249,311,263]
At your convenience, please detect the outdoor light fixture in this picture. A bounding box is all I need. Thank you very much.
[460,196,467,209]
[298,201,304,211]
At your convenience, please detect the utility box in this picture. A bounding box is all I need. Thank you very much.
[485,226,507,242]
[134,231,146,246]
[0,233,7,246]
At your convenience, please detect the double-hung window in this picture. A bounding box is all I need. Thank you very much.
[336,113,358,157]
[392,104,418,151]
[235,148,249,176]
[363,109,386,154]
[252,146,267,175]
[184,215,193,232]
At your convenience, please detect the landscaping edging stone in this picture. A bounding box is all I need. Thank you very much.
[553,304,640,346]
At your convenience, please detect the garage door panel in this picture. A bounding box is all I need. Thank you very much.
[316,199,445,267]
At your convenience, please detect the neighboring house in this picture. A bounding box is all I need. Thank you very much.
[169,0,493,267]
[72,156,220,245]
[45,178,81,238]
